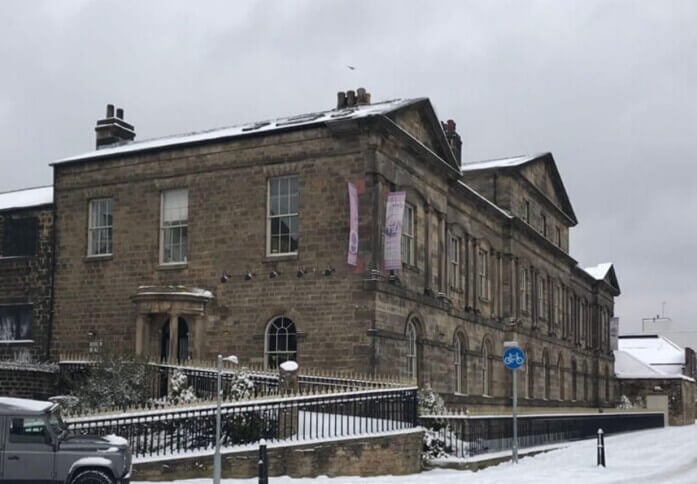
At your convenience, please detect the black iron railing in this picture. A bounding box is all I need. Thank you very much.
[66,387,418,459]
[58,359,405,401]
[419,411,664,458]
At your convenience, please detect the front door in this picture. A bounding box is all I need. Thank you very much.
[3,416,55,482]
[160,317,190,361]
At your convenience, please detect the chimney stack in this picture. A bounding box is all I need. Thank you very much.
[336,87,371,109]
[95,104,136,149]
[442,119,462,163]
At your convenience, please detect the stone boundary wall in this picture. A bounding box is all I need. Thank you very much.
[132,429,423,481]
[0,365,58,399]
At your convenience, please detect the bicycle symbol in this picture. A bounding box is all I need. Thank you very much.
[503,348,525,369]
[503,353,524,366]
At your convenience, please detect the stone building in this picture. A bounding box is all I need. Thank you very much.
[0,186,54,361]
[48,91,620,409]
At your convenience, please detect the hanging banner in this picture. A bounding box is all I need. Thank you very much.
[347,182,359,266]
[384,191,406,271]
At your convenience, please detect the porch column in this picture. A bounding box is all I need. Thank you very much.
[135,314,146,356]
[168,313,179,362]
[194,315,204,360]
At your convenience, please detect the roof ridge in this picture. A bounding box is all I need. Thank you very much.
[461,152,548,166]
[0,184,53,196]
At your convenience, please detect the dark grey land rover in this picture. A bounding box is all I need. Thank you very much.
[0,397,131,483]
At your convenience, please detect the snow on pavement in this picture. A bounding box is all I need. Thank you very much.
[134,423,697,484]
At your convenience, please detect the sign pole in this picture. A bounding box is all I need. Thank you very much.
[512,368,518,464]
[503,342,524,465]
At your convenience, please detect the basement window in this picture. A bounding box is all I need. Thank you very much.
[0,305,32,341]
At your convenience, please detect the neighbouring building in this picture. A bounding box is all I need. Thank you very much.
[615,334,696,425]
[0,186,54,361]
[44,90,620,410]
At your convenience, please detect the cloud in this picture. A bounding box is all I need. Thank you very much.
[0,0,695,348]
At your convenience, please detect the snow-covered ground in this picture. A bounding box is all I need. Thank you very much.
[133,423,697,483]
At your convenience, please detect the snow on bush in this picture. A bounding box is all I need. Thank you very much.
[222,367,255,401]
[168,370,197,405]
[417,385,449,466]
[417,385,446,416]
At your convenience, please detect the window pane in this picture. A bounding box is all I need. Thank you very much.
[163,189,188,223]
[267,176,298,255]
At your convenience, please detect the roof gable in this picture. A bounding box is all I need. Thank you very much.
[584,262,620,294]
[462,153,577,225]
[386,99,460,170]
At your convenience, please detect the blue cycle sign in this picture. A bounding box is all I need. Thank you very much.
[503,347,526,370]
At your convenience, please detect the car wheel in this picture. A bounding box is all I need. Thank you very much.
[71,469,114,484]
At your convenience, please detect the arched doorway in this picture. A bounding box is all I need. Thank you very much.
[160,317,190,361]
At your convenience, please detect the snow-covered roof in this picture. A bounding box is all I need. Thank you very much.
[0,397,54,414]
[618,334,685,376]
[0,185,53,211]
[54,98,420,165]
[584,262,613,280]
[614,350,694,381]
[460,153,546,172]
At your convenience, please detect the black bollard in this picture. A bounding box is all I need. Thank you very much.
[258,439,268,484]
[597,428,606,467]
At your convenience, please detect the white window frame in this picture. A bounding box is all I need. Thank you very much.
[264,317,298,369]
[267,176,299,256]
[401,203,415,266]
[538,276,548,319]
[88,198,113,257]
[477,249,489,300]
[453,333,467,394]
[481,343,490,396]
[406,320,417,380]
[520,267,530,313]
[160,189,188,265]
[448,235,460,290]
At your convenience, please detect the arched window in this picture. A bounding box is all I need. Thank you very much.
[571,358,578,401]
[406,320,418,381]
[558,354,565,401]
[453,332,467,394]
[526,349,534,399]
[481,341,492,396]
[583,361,589,401]
[542,350,550,400]
[265,317,297,369]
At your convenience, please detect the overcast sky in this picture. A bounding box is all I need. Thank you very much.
[1,1,695,346]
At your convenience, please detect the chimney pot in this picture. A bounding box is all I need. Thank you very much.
[95,104,135,149]
[337,91,347,109]
[356,87,371,105]
[346,90,356,107]
[442,119,462,163]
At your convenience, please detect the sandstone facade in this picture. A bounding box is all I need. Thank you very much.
[48,92,620,409]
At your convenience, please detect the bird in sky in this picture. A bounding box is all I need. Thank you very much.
[347,65,356,70]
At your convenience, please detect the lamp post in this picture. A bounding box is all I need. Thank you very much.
[214,354,238,484]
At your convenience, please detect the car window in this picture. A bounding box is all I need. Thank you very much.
[9,417,49,443]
